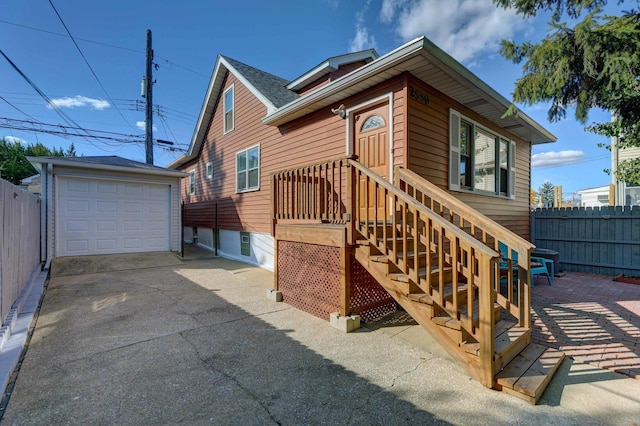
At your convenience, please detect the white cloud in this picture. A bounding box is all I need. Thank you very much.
[378,0,527,64]
[3,135,28,144]
[532,150,584,168]
[48,96,110,110]
[136,121,157,132]
[349,2,376,52]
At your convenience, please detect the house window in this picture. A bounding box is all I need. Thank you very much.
[236,144,260,192]
[459,121,472,189]
[240,232,250,256]
[206,161,213,179]
[449,110,515,198]
[224,85,234,133]
[361,115,385,131]
[189,169,196,195]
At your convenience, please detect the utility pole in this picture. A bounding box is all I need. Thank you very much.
[144,29,154,165]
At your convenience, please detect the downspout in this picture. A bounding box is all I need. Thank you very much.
[45,162,53,267]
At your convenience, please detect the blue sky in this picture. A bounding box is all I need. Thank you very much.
[0,0,623,197]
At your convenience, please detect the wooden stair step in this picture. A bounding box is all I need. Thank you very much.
[461,320,513,355]
[495,344,565,404]
[369,254,389,263]
[460,320,529,359]
[387,271,410,283]
[409,283,469,305]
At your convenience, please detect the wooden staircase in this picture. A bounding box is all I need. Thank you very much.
[353,229,563,403]
[271,157,564,404]
[350,162,565,404]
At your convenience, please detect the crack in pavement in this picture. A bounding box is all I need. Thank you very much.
[58,306,293,366]
[345,356,433,426]
[179,331,282,425]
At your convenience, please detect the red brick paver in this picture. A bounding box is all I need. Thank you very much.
[531,272,640,380]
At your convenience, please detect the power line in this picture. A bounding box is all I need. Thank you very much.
[0,19,209,79]
[1,116,144,145]
[0,20,142,54]
[48,0,137,133]
[532,154,610,170]
[0,95,41,122]
[0,47,102,148]
[1,116,185,151]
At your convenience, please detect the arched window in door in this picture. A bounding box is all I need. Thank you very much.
[361,115,385,131]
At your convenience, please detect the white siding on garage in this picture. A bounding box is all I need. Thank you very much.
[56,177,171,256]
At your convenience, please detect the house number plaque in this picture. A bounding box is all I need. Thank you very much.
[409,86,430,105]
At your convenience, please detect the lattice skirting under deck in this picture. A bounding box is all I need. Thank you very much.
[277,241,396,323]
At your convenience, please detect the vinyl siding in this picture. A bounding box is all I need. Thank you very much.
[179,72,407,234]
[405,75,532,240]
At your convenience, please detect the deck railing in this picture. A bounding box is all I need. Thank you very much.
[395,167,534,327]
[271,156,354,236]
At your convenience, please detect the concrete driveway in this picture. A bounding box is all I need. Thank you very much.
[2,251,639,425]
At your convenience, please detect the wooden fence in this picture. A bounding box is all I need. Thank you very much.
[531,206,640,276]
[0,180,41,325]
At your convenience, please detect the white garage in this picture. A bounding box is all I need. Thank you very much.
[28,156,187,259]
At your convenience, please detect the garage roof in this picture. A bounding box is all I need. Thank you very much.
[28,156,188,178]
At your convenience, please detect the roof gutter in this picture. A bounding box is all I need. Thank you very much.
[418,37,557,143]
[263,36,556,144]
[27,157,189,178]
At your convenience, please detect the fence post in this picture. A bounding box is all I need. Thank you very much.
[530,209,536,246]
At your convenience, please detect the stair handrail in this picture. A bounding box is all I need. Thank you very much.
[348,159,500,387]
[349,161,500,260]
[395,166,533,326]
[395,167,534,253]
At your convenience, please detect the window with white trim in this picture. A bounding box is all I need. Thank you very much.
[189,169,196,195]
[236,145,260,192]
[449,110,515,198]
[223,85,234,133]
[206,161,213,179]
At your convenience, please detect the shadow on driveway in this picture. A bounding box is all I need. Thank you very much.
[2,256,450,425]
[3,255,633,424]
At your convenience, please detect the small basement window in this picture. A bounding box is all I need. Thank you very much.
[240,232,250,256]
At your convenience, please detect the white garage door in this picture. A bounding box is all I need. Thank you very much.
[57,177,171,256]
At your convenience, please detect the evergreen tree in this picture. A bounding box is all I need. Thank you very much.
[538,181,556,206]
[0,138,77,185]
[494,0,640,184]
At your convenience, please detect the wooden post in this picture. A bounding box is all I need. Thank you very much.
[346,160,354,245]
[339,245,352,316]
[270,173,276,237]
[478,254,495,388]
[274,239,279,291]
[520,248,532,328]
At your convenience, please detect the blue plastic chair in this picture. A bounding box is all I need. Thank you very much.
[498,242,554,287]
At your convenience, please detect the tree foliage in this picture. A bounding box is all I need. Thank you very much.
[494,0,640,184]
[537,181,556,205]
[0,138,77,185]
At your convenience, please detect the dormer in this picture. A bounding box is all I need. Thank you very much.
[287,49,379,95]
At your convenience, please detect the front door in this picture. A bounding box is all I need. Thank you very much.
[353,102,390,221]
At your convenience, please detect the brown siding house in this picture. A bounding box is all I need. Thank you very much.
[170,37,555,268]
[169,36,566,400]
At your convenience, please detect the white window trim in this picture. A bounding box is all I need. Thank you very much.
[449,109,516,199]
[223,84,235,134]
[189,169,196,195]
[206,161,213,179]
[235,144,260,193]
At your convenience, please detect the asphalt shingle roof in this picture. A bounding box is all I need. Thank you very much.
[222,56,299,108]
